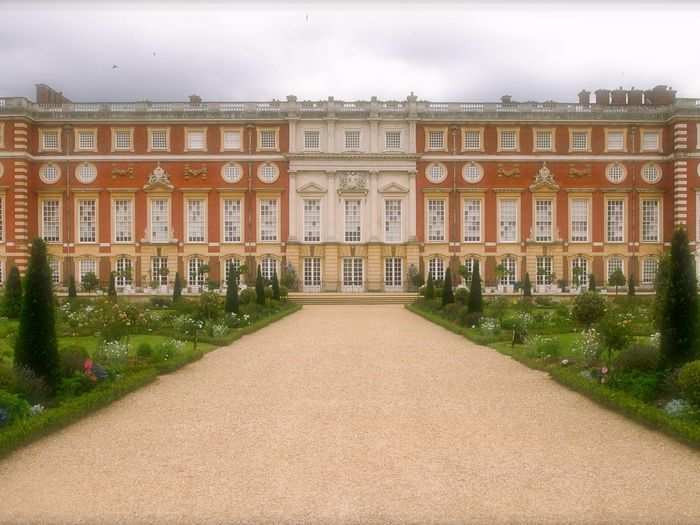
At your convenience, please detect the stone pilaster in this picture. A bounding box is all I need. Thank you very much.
[673,121,689,227]
[12,159,29,272]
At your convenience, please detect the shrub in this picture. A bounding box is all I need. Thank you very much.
[67,275,77,299]
[454,287,469,305]
[81,272,99,293]
[598,313,633,365]
[424,273,435,300]
[522,272,532,298]
[442,302,460,321]
[678,360,700,409]
[575,328,602,366]
[107,272,117,298]
[149,297,172,309]
[60,345,89,378]
[608,268,626,295]
[615,344,660,372]
[627,274,635,296]
[534,296,553,307]
[255,266,265,306]
[173,272,183,301]
[460,310,482,328]
[281,263,298,291]
[12,366,51,405]
[152,339,186,362]
[0,391,31,425]
[240,288,256,305]
[572,291,606,327]
[0,363,14,391]
[4,266,22,319]
[56,374,96,399]
[279,285,289,299]
[609,369,659,402]
[264,286,273,300]
[467,261,483,313]
[136,343,153,361]
[94,340,129,372]
[272,271,281,301]
[224,268,239,314]
[531,336,561,359]
[588,273,597,292]
[198,291,222,322]
[487,297,509,321]
[442,268,454,306]
[479,317,500,337]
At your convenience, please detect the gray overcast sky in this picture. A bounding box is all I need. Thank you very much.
[2,1,699,103]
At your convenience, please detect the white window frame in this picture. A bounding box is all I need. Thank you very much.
[569,128,591,152]
[39,128,61,152]
[78,258,98,286]
[303,198,322,243]
[149,197,171,243]
[257,128,279,151]
[641,198,661,243]
[534,198,554,242]
[344,199,362,243]
[533,128,555,152]
[426,199,446,242]
[344,129,361,151]
[185,128,207,152]
[147,127,170,152]
[571,256,589,289]
[426,128,446,151]
[498,198,519,243]
[186,198,207,243]
[461,127,483,152]
[303,129,321,151]
[40,198,62,243]
[428,257,445,282]
[569,197,590,243]
[384,199,402,243]
[75,128,98,152]
[112,197,133,243]
[111,127,134,152]
[0,195,5,243]
[384,129,402,151]
[187,257,206,288]
[641,129,661,152]
[499,256,517,286]
[151,256,168,287]
[606,198,625,243]
[221,127,243,152]
[303,257,322,291]
[536,256,553,286]
[48,256,61,286]
[497,127,519,152]
[222,197,242,243]
[463,198,482,243]
[260,256,277,282]
[259,198,279,242]
[642,257,659,285]
[384,257,403,289]
[76,198,97,244]
[426,163,447,184]
[605,129,627,152]
[115,256,132,288]
[607,257,625,282]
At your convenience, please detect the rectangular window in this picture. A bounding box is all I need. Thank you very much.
[642,258,658,285]
[463,199,481,242]
[42,200,60,242]
[344,130,360,150]
[607,199,624,242]
[384,257,403,288]
[113,199,132,242]
[48,257,60,285]
[463,130,481,150]
[77,130,96,151]
[536,256,553,285]
[642,131,660,151]
[500,257,516,286]
[385,131,401,150]
[150,199,169,242]
[535,199,553,242]
[223,199,241,242]
[384,199,401,242]
[223,258,241,286]
[571,131,589,151]
[115,257,132,287]
[499,199,518,242]
[304,199,321,242]
[428,257,445,282]
[607,130,625,151]
[344,199,361,242]
[259,129,277,149]
[187,199,206,242]
[260,199,278,241]
[428,130,444,150]
[150,129,168,150]
[151,257,168,286]
[42,130,60,151]
[79,259,97,284]
[114,129,132,151]
[427,199,445,241]
[78,199,96,243]
[641,199,660,242]
[570,198,589,242]
[186,130,205,150]
[499,129,517,150]
[303,257,322,290]
[304,130,320,150]
[223,130,241,150]
[534,130,552,151]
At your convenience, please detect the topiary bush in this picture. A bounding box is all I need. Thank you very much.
[572,291,606,327]
[460,310,482,328]
[57,374,96,399]
[278,285,289,300]
[4,266,22,319]
[678,360,700,409]
[136,343,153,361]
[60,345,89,378]
[454,287,468,305]
[239,288,256,305]
[614,343,660,372]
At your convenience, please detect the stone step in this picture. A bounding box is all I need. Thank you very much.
[288,292,418,305]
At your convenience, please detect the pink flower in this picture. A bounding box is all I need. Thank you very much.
[601,367,609,375]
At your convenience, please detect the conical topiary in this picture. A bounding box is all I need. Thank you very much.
[523,272,532,298]
[425,273,435,300]
[255,265,265,305]
[467,261,483,313]
[108,271,117,299]
[225,266,239,314]
[4,265,22,319]
[173,272,183,302]
[68,274,77,299]
[442,268,454,306]
[272,270,280,301]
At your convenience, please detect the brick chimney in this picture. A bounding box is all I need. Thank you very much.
[594,89,610,106]
[647,85,676,106]
[189,94,202,104]
[577,90,591,105]
[611,87,627,105]
[627,87,643,106]
[35,83,71,104]
[500,95,512,104]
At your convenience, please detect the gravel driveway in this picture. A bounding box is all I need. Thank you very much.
[1,305,700,524]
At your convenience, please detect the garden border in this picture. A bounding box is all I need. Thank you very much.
[0,302,302,460]
[406,303,700,450]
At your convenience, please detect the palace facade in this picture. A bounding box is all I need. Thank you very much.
[0,84,697,293]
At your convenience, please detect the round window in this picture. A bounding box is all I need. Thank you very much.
[222,162,242,183]
[258,163,279,183]
[75,162,97,184]
[426,163,446,183]
[39,163,61,184]
[605,163,626,184]
[641,163,661,184]
[462,162,483,183]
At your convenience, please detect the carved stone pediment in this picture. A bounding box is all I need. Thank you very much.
[297,182,327,194]
[497,164,520,178]
[144,163,174,191]
[183,164,208,181]
[378,182,409,194]
[337,171,368,194]
[530,162,559,191]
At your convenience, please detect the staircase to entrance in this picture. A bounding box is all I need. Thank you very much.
[288,292,418,305]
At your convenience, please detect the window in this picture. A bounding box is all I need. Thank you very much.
[499,199,518,242]
[261,257,277,281]
[79,259,97,285]
[427,199,445,241]
[534,130,553,151]
[75,163,97,184]
[642,258,659,285]
[304,199,321,242]
[385,257,402,288]
[78,199,96,243]
[428,130,444,150]
[570,130,589,151]
[77,130,96,151]
[344,199,361,242]
[149,129,168,151]
[221,163,242,183]
[223,199,241,242]
[303,257,321,290]
[606,130,625,151]
[39,163,61,184]
[571,256,589,289]
[222,129,241,150]
[607,257,624,282]
[113,199,132,242]
[428,257,445,282]
[113,129,132,151]
[151,257,168,286]
[224,258,241,286]
[186,129,205,150]
[187,199,206,242]
[606,163,626,184]
[498,129,518,151]
[41,130,60,151]
[463,199,481,242]
[570,199,589,242]
[344,130,360,150]
[384,199,401,242]
[462,257,478,284]
[48,257,60,285]
[385,130,401,150]
[463,129,481,151]
[115,257,132,287]
[642,131,660,151]
[42,199,60,242]
[536,256,553,285]
[641,163,661,184]
[150,198,169,242]
[259,199,278,241]
[188,257,205,288]
[426,163,446,183]
[462,162,483,183]
[259,129,277,149]
[500,256,516,286]
[304,130,320,150]
[607,199,624,242]
[535,199,553,242]
[258,163,279,183]
[641,199,660,242]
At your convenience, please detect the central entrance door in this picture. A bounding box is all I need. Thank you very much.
[342,257,364,292]
[384,257,403,291]
[303,257,321,292]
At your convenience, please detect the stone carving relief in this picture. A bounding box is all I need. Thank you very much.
[497,164,520,178]
[530,162,560,191]
[144,162,174,190]
[568,164,591,178]
[111,167,135,179]
[337,171,368,194]
[183,164,208,181]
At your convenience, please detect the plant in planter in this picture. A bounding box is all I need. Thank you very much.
[81,272,99,294]
[608,268,626,295]
[556,278,567,294]
[280,263,298,291]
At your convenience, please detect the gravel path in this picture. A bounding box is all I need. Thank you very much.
[1,305,700,524]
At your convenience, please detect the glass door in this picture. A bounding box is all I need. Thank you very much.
[342,257,364,292]
[303,257,322,292]
[384,257,403,290]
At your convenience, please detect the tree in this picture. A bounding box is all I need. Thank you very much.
[67,275,77,299]
[424,273,435,300]
[255,265,265,305]
[658,228,698,365]
[107,271,117,299]
[224,267,239,314]
[14,239,60,390]
[571,266,585,290]
[608,268,626,295]
[522,272,532,298]
[588,273,597,292]
[81,272,99,293]
[173,272,183,302]
[441,268,454,306]
[4,266,22,319]
[572,291,606,327]
[272,270,281,301]
[467,261,483,313]
[627,273,636,296]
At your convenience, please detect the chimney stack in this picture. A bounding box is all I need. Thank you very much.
[611,87,627,105]
[500,95,512,104]
[628,87,643,106]
[35,83,71,104]
[189,94,202,104]
[594,89,610,106]
[577,90,591,105]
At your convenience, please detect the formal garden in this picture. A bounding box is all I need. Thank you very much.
[409,227,700,447]
[0,239,299,457]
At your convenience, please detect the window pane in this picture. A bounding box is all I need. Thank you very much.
[151,199,169,242]
[607,200,624,242]
[499,199,517,242]
[535,200,553,242]
[642,200,659,242]
[78,200,96,243]
[463,199,481,242]
[304,199,321,242]
[223,199,241,242]
[223,130,241,150]
[385,200,401,242]
[187,200,206,242]
[260,199,278,241]
[571,199,589,242]
[427,200,445,241]
[42,200,60,242]
[114,199,132,242]
[344,200,361,242]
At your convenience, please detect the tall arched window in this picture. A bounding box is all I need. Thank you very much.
[261,256,277,282]
[428,257,445,282]
[115,256,132,287]
[499,256,516,286]
[188,257,205,288]
[571,256,589,289]
[224,258,242,286]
